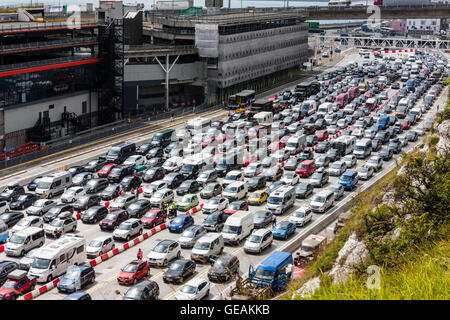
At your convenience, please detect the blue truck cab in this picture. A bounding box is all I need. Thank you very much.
[339,170,359,191]
[377,116,390,130]
[0,220,9,244]
[248,251,293,291]
[406,79,415,90]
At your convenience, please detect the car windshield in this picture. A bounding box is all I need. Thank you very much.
[9,234,25,244]
[173,217,185,224]
[312,196,326,203]
[276,222,289,230]
[331,163,342,169]
[205,214,218,222]
[180,285,196,294]
[104,185,117,192]
[341,175,353,181]
[89,240,103,248]
[222,225,241,234]
[153,243,169,253]
[182,228,196,238]
[2,280,17,289]
[199,173,209,179]
[128,203,141,211]
[32,258,51,270]
[17,195,29,201]
[36,181,51,189]
[224,186,237,193]
[118,223,132,230]
[64,267,81,280]
[110,168,122,175]
[105,214,118,221]
[254,268,275,281]
[267,196,283,205]
[293,211,306,218]
[124,288,143,299]
[107,148,120,156]
[16,219,31,226]
[194,242,210,250]
[122,264,138,273]
[283,172,295,179]
[248,235,262,243]
[50,220,64,227]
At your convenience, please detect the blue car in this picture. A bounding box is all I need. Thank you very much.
[168,214,194,233]
[339,170,359,191]
[26,176,43,192]
[272,221,296,240]
[57,265,95,293]
[64,291,92,300]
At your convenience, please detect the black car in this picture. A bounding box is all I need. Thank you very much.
[388,140,402,154]
[83,157,108,172]
[9,194,40,210]
[145,147,164,159]
[126,199,151,218]
[67,166,85,176]
[207,254,240,283]
[107,165,135,183]
[81,205,109,224]
[379,148,393,161]
[85,178,109,194]
[73,195,101,211]
[247,176,266,192]
[120,175,142,191]
[371,139,382,152]
[375,131,390,144]
[315,142,331,154]
[253,210,272,228]
[306,135,318,146]
[284,157,302,171]
[326,148,342,162]
[0,211,24,228]
[200,183,222,199]
[310,169,330,188]
[100,184,121,201]
[163,259,196,284]
[136,143,155,156]
[43,204,74,223]
[406,131,418,142]
[0,184,25,202]
[72,172,94,187]
[163,172,184,189]
[202,210,228,232]
[142,167,166,183]
[295,183,314,199]
[122,280,159,300]
[176,180,201,196]
[0,261,19,286]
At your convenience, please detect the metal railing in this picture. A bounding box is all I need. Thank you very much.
[0,55,97,73]
[0,37,98,53]
[0,21,97,32]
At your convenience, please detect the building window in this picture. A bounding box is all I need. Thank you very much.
[82,101,87,114]
[49,104,54,110]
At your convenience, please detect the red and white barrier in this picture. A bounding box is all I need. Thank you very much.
[292,267,307,279]
[185,203,204,215]
[23,278,60,300]
[0,245,4,253]
[372,48,416,54]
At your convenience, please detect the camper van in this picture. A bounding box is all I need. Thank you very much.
[221,210,254,245]
[354,138,372,159]
[35,172,72,198]
[266,185,295,215]
[253,112,273,126]
[5,227,45,257]
[186,118,211,135]
[285,135,306,155]
[331,136,356,155]
[28,234,86,283]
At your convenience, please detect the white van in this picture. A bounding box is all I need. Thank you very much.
[410,107,422,120]
[5,227,45,257]
[317,102,333,117]
[35,171,72,198]
[222,181,248,201]
[266,185,296,215]
[244,228,273,254]
[253,111,273,126]
[186,118,211,135]
[191,233,224,263]
[285,135,306,155]
[411,64,419,74]
[310,190,335,213]
[28,234,86,283]
[398,98,410,109]
[221,210,254,245]
[354,138,372,159]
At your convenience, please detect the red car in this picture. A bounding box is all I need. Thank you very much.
[215,133,227,143]
[117,260,150,285]
[315,130,329,141]
[335,93,349,108]
[97,163,117,178]
[400,119,411,129]
[295,160,316,178]
[224,200,249,216]
[243,154,258,167]
[364,91,374,98]
[140,208,166,228]
[0,270,36,300]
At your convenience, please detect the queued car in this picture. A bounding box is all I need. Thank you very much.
[272,221,296,240]
[117,260,150,285]
[168,214,194,233]
[163,259,196,284]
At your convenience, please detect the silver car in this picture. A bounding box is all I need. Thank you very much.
[178,225,207,248]
[26,199,57,216]
[357,165,374,180]
[328,161,347,176]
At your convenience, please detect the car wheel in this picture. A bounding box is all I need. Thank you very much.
[126,235,130,241]
[47,275,52,283]
[205,289,210,298]
[163,259,168,267]
[72,226,76,232]
[20,250,25,256]
[139,229,143,235]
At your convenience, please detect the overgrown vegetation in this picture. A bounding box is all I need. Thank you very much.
[437,77,450,123]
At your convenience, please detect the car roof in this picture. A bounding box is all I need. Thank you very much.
[158,239,176,246]
[251,228,271,237]
[65,291,89,299]
[92,235,113,242]
[184,277,207,287]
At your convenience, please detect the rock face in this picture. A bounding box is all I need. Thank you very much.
[328,232,368,284]
[435,120,450,153]
[292,277,321,299]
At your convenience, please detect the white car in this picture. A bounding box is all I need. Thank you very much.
[176,129,191,141]
[174,278,210,300]
[328,161,347,176]
[142,181,167,198]
[342,155,357,168]
[202,197,229,214]
[147,239,181,267]
[343,104,355,114]
[162,156,183,172]
[11,216,44,233]
[244,228,273,254]
[123,155,145,166]
[280,171,300,186]
[366,156,383,172]
[113,218,143,242]
[60,186,86,203]
[289,207,313,227]
[44,216,77,237]
[86,235,115,258]
[109,194,138,210]
[244,162,263,178]
[222,170,244,187]
[358,165,374,180]
[183,143,202,156]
